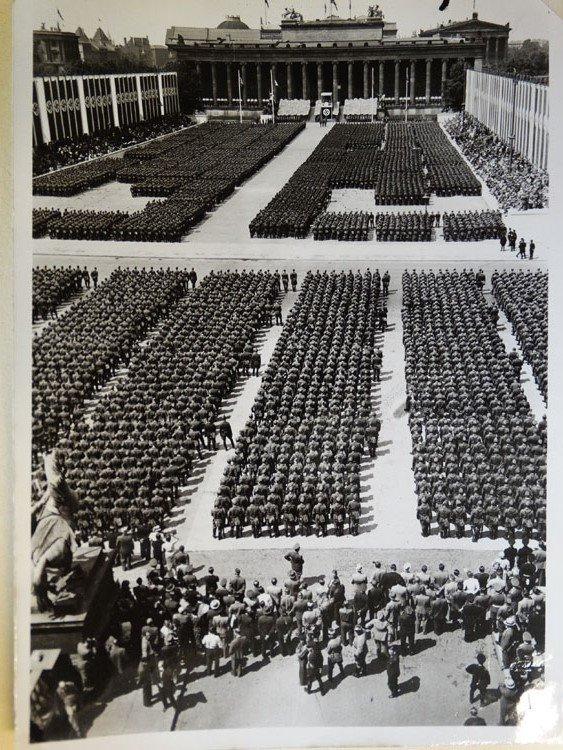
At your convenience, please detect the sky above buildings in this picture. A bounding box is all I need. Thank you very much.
[33,0,553,45]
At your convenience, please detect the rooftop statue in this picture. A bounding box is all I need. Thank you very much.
[282,7,304,22]
[368,4,384,20]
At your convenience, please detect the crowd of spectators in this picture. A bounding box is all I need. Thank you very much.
[403,270,546,541]
[32,546,545,738]
[442,210,506,242]
[36,122,304,242]
[211,270,387,539]
[32,114,193,177]
[35,271,280,541]
[32,266,88,323]
[492,270,548,402]
[312,212,374,241]
[445,114,548,211]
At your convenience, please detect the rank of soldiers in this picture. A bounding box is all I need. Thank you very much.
[374,211,436,242]
[33,157,122,197]
[211,270,389,539]
[312,211,374,241]
[32,265,87,323]
[403,270,546,542]
[492,270,547,403]
[34,121,304,241]
[32,267,192,462]
[39,271,280,541]
[32,208,61,238]
[442,210,506,242]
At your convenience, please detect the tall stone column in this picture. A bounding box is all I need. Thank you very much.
[211,62,218,105]
[241,63,247,105]
[394,60,400,103]
[257,63,262,105]
[317,62,323,100]
[363,61,369,98]
[226,63,233,105]
[379,60,384,98]
[332,61,339,103]
[410,60,416,104]
[492,37,499,65]
[302,62,308,100]
[287,62,293,99]
[441,59,448,101]
[425,59,432,104]
[348,61,353,99]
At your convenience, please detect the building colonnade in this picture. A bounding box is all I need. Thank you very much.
[199,57,466,108]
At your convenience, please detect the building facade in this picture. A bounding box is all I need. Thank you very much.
[166,11,490,111]
[33,29,81,75]
[419,12,510,66]
[32,71,180,145]
[465,68,548,170]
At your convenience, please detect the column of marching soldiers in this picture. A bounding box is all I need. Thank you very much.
[32,264,547,544]
[404,269,547,542]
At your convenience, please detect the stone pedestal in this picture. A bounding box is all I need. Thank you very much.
[31,549,118,653]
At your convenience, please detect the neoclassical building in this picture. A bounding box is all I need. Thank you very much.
[165,10,503,113]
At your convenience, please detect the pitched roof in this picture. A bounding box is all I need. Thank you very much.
[421,15,509,36]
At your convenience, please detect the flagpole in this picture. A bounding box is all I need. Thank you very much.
[405,70,409,123]
[238,69,243,123]
[270,67,276,124]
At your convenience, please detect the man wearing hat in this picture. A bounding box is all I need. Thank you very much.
[229,627,248,677]
[284,569,301,600]
[499,675,520,725]
[285,543,304,577]
[465,652,490,705]
[203,566,219,600]
[352,624,369,677]
[386,644,401,697]
[116,526,134,571]
[464,707,487,726]
[229,568,246,601]
[326,625,344,682]
[305,637,325,695]
[500,615,521,668]
[257,605,276,660]
[351,565,368,597]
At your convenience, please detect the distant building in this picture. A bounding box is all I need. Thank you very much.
[75,26,121,67]
[419,12,510,65]
[121,36,175,69]
[166,10,489,112]
[33,28,80,74]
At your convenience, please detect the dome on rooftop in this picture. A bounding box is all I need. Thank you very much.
[217,15,249,30]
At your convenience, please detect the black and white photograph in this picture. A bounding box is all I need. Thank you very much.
[7,0,563,747]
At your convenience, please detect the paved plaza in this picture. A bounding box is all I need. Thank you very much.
[32,114,548,737]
